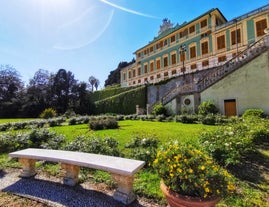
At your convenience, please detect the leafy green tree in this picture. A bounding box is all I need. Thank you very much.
[0,65,24,117]
[104,59,135,87]
[52,69,77,114]
[22,69,52,117]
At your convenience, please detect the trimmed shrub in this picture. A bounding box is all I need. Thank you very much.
[0,129,65,153]
[152,104,167,116]
[199,123,254,166]
[0,123,11,131]
[198,101,218,116]
[125,136,159,168]
[64,136,120,156]
[242,109,264,119]
[89,117,118,130]
[175,114,198,124]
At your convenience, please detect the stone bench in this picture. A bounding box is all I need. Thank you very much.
[9,148,145,205]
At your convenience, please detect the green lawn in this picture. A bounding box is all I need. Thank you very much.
[0,118,33,124]
[0,118,268,206]
[50,120,217,146]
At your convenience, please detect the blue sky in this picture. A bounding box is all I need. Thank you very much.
[0,0,268,87]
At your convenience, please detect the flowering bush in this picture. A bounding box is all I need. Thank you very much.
[153,142,235,199]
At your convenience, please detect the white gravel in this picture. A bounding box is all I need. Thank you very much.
[0,168,163,207]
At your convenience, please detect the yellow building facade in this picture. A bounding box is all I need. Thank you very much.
[121,4,269,87]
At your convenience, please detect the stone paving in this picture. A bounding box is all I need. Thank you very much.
[0,169,162,207]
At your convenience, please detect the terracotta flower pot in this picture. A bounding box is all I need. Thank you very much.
[160,181,221,207]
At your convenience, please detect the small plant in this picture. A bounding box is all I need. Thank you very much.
[125,136,159,167]
[153,142,235,198]
[242,109,264,119]
[175,114,198,124]
[89,117,118,130]
[40,108,57,119]
[64,136,120,156]
[198,101,218,116]
[152,104,167,116]
[200,124,254,166]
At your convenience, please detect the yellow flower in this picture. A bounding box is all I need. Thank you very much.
[201,165,205,170]
[189,168,193,173]
[177,168,182,173]
[205,187,210,193]
[227,183,235,191]
[153,159,158,164]
[170,173,174,177]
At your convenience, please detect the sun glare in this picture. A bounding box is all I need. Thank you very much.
[33,0,75,11]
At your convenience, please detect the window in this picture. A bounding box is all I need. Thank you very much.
[163,56,168,67]
[150,76,154,80]
[231,29,241,45]
[123,73,126,80]
[138,79,141,83]
[200,19,207,28]
[202,60,209,67]
[132,70,136,78]
[157,74,161,79]
[171,53,176,65]
[217,35,225,50]
[128,71,132,79]
[179,29,188,38]
[190,46,196,59]
[144,77,148,82]
[144,64,148,73]
[137,67,141,76]
[137,53,141,58]
[150,46,153,52]
[191,64,197,70]
[201,41,209,55]
[150,62,154,72]
[172,69,177,75]
[218,55,227,62]
[189,25,195,34]
[164,72,168,77]
[171,35,176,43]
[164,39,168,46]
[156,59,161,69]
[256,19,267,37]
[133,81,136,84]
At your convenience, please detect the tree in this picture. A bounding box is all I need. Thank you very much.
[22,69,52,117]
[88,76,100,91]
[104,59,135,87]
[52,69,77,114]
[0,65,24,117]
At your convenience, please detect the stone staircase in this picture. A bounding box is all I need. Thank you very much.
[149,35,269,110]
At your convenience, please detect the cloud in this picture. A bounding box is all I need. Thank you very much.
[99,0,158,18]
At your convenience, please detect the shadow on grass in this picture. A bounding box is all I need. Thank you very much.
[3,177,147,207]
[228,149,269,191]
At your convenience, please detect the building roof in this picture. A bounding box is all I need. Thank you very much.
[134,8,227,54]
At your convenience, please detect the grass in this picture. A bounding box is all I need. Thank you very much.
[0,118,268,206]
[50,120,217,146]
[0,118,33,124]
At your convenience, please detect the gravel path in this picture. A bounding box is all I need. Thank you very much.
[0,168,163,207]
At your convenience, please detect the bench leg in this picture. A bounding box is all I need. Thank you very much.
[111,173,136,205]
[18,158,36,178]
[61,163,80,186]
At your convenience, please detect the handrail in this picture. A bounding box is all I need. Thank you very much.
[148,34,269,112]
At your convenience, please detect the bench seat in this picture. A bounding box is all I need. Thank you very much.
[9,148,145,204]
